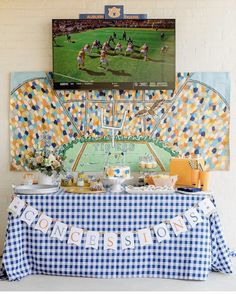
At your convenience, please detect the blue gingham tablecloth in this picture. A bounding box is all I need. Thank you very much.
[0,191,234,281]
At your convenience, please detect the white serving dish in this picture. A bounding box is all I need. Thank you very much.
[12,184,59,195]
[125,185,175,195]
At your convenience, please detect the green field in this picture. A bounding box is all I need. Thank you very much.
[53,27,175,84]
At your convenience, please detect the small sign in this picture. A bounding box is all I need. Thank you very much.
[104,5,124,19]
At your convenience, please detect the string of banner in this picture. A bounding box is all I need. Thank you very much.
[8,196,216,250]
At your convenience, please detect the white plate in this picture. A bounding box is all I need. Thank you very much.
[12,184,59,195]
[176,190,212,195]
[125,185,175,195]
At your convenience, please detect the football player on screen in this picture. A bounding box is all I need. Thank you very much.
[84,44,91,56]
[77,48,85,69]
[140,43,149,61]
[114,42,122,54]
[99,49,109,70]
[125,42,134,56]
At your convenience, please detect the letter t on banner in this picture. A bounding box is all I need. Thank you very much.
[138,228,153,246]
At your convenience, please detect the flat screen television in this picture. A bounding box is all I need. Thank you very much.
[52,19,175,90]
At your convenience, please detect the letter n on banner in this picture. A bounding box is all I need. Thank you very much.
[35,213,52,234]
[170,216,187,236]
[85,231,100,249]
[50,221,68,241]
[153,223,170,243]
[68,227,83,246]
[20,205,38,226]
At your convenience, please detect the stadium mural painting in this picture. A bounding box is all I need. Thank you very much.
[10,72,230,172]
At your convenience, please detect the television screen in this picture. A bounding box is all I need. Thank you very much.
[52,19,175,90]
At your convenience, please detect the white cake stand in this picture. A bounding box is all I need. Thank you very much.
[104,177,133,193]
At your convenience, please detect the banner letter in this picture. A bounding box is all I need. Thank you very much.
[50,221,68,241]
[153,223,170,243]
[121,231,135,250]
[138,228,153,246]
[170,216,187,236]
[20,205,38,226]
[35,213,52,234]
[184,207,203,228]
[68,227,83,246]
[104,232,117,250]
[85,231,99,249]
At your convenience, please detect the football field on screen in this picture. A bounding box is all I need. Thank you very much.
[53,28,175,83]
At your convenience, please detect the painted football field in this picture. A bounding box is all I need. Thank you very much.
[53,28,175,83]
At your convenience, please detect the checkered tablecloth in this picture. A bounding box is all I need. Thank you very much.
[0,191,234,281]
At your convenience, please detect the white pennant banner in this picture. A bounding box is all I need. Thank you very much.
[104,232,117,250]
[85,231,100,249]
[138,228,153,246]
[184,207,203,228]
[170,216,188,236]
[198,198,216,216]
[50,221,68,241]
[20,205,38,226]
[8,196,216,250]
[121,231,135,250]
[8,197,25,217]
[68,227,83,246]
[35,213,52,234]
[153,223,170,243]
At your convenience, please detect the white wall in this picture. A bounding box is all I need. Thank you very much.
[0,0,236,254]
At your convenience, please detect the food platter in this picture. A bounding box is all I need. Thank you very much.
[125,185,175,195]
[63,186,105,194]
[12,184,59,195]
